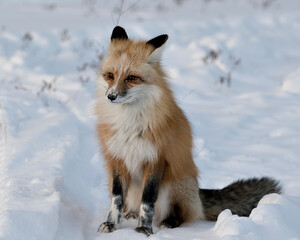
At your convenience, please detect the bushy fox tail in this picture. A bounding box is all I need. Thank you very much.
[199,177,282,220]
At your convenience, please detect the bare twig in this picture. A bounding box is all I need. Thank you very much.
[116,0,125,25]
[114,0,142,25]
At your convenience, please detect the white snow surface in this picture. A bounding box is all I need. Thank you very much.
[1,0,300,239]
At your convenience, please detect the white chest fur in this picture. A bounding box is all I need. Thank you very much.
[105,104,158,176]
[97,81,162,176]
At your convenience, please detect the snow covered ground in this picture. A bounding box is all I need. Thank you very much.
[1,0,300,239]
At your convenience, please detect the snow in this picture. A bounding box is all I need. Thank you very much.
[0,0,300,239]
[215,194,300,240]
[282,68,300,94]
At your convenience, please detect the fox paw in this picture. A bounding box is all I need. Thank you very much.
[159,218,180,229]
[160,221,173,229]
[98,221,116,233]
[124,211,139,220]
[135,226,153,236]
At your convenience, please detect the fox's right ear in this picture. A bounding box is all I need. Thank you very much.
[147,34,168,65]
[147,34,168,49]
[111,26,128,41]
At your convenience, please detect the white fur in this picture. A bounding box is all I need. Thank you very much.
[126,180,143,212]
[125,84,161,105]
[138,203,151,227]
[107,83,162,106]
[97,76,109,94]
[109,196,122,224]
[147,44,166,65]
[107,124,156,177]
[154,184,171,225]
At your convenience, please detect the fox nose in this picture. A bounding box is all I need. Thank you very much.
[107,93,117,101]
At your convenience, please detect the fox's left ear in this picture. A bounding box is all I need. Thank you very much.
[111,26,128,41]
[147,34,168,65]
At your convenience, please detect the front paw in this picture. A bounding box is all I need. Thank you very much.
[98,221,116,233]
[135,226,153,236]
[124,211,139,220]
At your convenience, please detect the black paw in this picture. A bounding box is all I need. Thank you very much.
[135,226,153,236]
[160,218,180,229]
[124,211,139,220]
[98,221,116,233]
[160,221,173,229]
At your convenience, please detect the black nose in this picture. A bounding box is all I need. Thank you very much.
[107,93,117,101]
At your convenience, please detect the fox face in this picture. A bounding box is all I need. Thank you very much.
[101,58,149,104]
[100,26,168,105]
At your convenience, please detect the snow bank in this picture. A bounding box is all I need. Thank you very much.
[215,194,300,240]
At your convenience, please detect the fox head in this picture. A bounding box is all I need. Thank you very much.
[100,26,168,105]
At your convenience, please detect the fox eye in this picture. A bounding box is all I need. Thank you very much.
[106,72,114,80]
[125,75,137,83]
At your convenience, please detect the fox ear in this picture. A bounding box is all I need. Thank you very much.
[111,26,128,41]
[147,34,168,49]
[147,34,168,65]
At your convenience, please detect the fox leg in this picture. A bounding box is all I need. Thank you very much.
[135,161,164,236]
[98,168,125,233]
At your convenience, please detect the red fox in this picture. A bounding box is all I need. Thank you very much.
[96,26,281,236]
